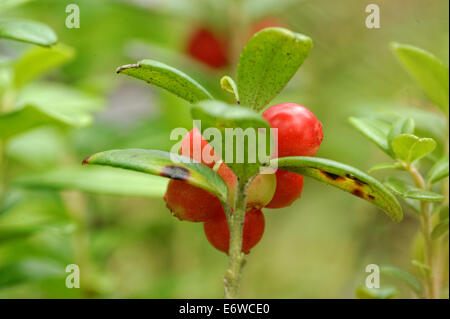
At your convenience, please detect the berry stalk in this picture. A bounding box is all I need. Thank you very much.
[224,179,250,299]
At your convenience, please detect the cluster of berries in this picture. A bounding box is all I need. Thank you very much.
[164,103,323,254]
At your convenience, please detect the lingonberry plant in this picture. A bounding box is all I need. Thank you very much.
[83,28,405,298]
[351,43,448,299]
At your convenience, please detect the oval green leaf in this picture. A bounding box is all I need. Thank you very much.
[117,59,213,104]
[349,117,391,156]
[388,118,415,154]
[271,157,403,222]
[0,19,57,47]
[355,286,397,299]
[431,218,449,240]
[82,149,228,202]
[384,177,444,202]
[380,265,422,295]
[220,75,239,103]
[191,100,272,179]
[427,155,449,185]
[391,42,449,116]
[237,27,312,111]
[392,134,436,164]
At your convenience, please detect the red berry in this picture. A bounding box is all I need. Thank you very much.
[265,170,304,209]
[203,209,265,254]
[164,180,223,222]
[186,27,228,69]
[179,128,219,168]
[262,103,323,157]
[217,163,276,210]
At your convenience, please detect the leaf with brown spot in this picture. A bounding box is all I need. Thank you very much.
[82,149,228,202]
[270,157,403,222]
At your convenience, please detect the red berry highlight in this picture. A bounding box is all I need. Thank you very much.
[164,180,223,222]
[262,103,323,157]
[179,128,218,168]
[186,27,228,69]
[203,209,265,254]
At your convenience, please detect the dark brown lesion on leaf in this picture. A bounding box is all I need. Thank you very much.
[368,194,376,200]
[160,165,190,181]
[345,174,368,187]
[321,170,344,181]
[352,188,365,198]
[82,154,94,165]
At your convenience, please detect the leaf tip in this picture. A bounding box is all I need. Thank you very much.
[116,63,140,74]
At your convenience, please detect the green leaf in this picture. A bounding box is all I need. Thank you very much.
[368,162,402,173]
[388,118,415,154]
[82,149,228,202]
[355,286,397,299]
[412,260,431,275]
[220,75,239,103]
[191,100,272,179]
[0,259,66,288]
[14,166,169,198]
[13,43,75,88]
[0,221,75,244]
[384,177,444,202]
[0,19,57,47]
[392,134,436,164]
[270,157,403,222]
[431,218,449,240]
[237,27,312,111]
[348,117,391,155]
[391,42,449,116]
[117,59,213,104]
[380,265,422,294]
[0,83,104,139]
[427,155,449,185]
[0,0,31,12]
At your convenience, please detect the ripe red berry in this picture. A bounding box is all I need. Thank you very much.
[262,103,323,157]
[179,128,219,168]
[217,163,276,210]
[265,170,304,209]
[164,179,224,222]
[203,209,265,254]
[186,27,228,69]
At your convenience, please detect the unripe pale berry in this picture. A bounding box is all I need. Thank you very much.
[186,27,228,69]
[217,163,276,211]
[265,170,304,209]
[203,209,265,254]
[164,180,223,222]
[262,103,323,157]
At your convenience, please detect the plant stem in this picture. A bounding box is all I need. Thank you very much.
[407,164,436,298]
[224,179,249,299]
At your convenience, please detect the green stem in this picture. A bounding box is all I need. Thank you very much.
[224,179,249,299]
[407,164,435,298]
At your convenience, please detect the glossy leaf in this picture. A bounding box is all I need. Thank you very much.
[355,286,397,299]
[220,75,239,103]
[82,149,228,202]
[384,178,444,202]
[237,27,312,111]
[427,155,449,185]
[0,83,104,139]
[380,265,422,294]
[348,117,391,155]
[0,19,57,47]
[117,59,213,103]
[391,42,449,116]
[431,218,449,240]
[392,134,436,164]
[387,118,415,154]
[271,157,403,222]
[13,43,75,88]
[14,166,169,198]
[191,100,272,179]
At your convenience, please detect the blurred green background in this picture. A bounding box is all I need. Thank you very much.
[0,0,448,298]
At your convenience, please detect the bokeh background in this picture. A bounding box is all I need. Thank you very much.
[0,0,448,298]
